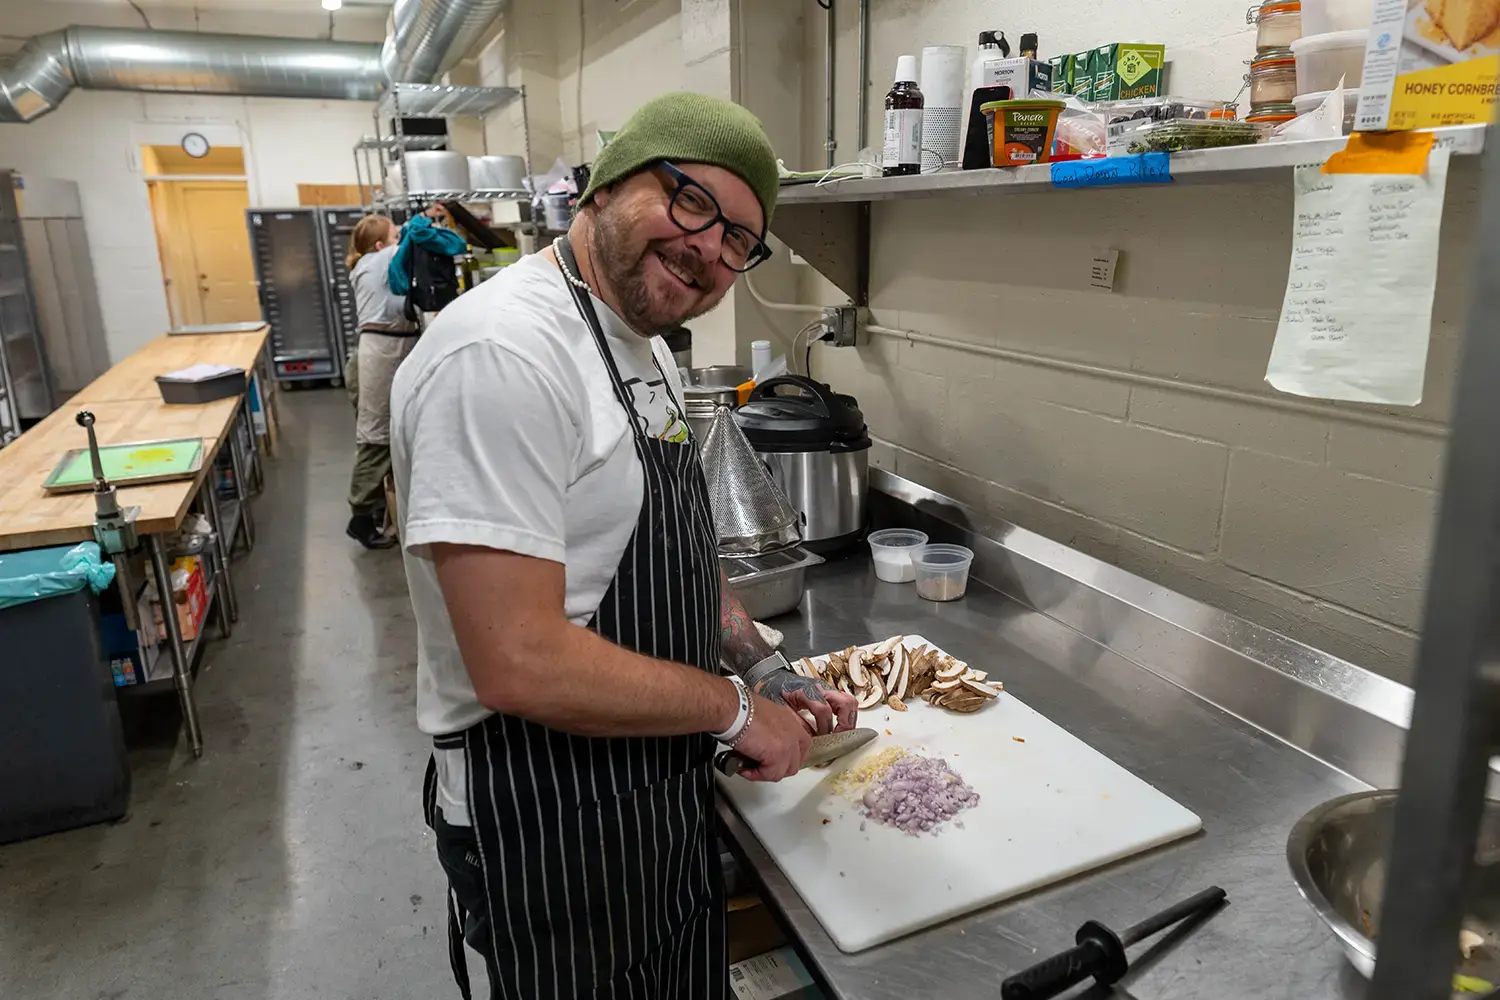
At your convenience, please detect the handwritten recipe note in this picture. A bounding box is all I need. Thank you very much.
[1265,147,1450,406]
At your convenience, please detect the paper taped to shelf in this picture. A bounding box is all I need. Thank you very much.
[1265,147,1450,406]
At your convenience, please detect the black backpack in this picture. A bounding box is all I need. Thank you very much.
[404,244,460,321]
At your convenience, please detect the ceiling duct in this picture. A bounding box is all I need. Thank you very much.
[0,26,384,124]
[381,0,507,83]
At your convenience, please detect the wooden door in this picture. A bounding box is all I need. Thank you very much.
[179,183,258,324]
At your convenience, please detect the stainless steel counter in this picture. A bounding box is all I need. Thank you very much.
[716,473,1386,1000]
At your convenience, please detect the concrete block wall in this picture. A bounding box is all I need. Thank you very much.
[805,165,1476,682]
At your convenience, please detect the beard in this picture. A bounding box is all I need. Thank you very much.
[589,201,719,335]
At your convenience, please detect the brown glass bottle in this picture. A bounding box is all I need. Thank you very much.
[882,55,925,177]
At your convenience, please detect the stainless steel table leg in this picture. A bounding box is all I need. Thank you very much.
[148,533,204,758]
[228,405,256,551]
[200,484,238,629]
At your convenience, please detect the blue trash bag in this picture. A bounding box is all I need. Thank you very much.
[0,542,117,612]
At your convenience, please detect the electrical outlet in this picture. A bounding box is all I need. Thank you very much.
[822,306,858,347]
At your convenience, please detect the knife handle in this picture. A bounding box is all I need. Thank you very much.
[714,749,752,777]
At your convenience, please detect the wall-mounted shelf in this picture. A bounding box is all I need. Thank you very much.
[770,124,1487,305]
[355,134,448,152]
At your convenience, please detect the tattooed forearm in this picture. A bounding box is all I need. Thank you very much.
[720,570,776,675]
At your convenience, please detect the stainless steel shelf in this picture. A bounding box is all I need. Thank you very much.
[355,133,448,151]
[379,82,522,120]
[776,123,1488,206]
[117,554,219,696]
[374,187,529,208]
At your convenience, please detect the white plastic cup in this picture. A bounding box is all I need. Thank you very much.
[868,528,929,583]
[750,340,772,378]
[911,543,975,602]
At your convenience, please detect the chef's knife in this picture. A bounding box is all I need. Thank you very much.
[714,727,879,778]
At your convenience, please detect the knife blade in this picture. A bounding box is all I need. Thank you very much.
[714,727,879,778]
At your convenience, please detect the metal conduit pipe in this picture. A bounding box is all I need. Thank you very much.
[0,26,383,123]
[824,0,836,168]
[381,0,508,83]
[856,0,869,151]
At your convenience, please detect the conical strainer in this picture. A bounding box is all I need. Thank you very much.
[699,405,802,555]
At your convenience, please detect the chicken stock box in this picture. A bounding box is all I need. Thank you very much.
[1356,0,1500,130]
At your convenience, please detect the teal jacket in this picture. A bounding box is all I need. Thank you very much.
[389,215,468,295]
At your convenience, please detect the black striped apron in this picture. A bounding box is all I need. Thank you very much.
[423,238,728,1000]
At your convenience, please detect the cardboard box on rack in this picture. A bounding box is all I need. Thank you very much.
[1092,42,1166,101]
[151,556,209,643]
[1050,54,1075,94]
[1073,49,1097,101]
[1356,0,1500,131]
[728,948,824,1000]
[975,57,1054,98]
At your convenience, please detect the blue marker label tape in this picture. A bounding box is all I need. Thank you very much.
[1050,153,1173,189]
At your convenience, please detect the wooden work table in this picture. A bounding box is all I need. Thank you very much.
[0,324,272,757]
[0,326,269,552]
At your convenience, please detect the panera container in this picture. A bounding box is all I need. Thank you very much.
[980,99,1065,167]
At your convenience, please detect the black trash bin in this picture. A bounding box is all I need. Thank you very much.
[0,578,130,844]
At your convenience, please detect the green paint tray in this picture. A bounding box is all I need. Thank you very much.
[42,437,206,495]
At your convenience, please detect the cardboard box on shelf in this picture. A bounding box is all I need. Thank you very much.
[1356,0,1500,131]
[976,56,1054,97]
[150,556,209,644]
[1092,42,1167,101]
[1073,49,1097,101]
[1050,54,1075,94]
[729,948,824,1000]
[727,895,787,965]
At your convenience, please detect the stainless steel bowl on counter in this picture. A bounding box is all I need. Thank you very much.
[721,546,824,620]
[1287,790,1500,984]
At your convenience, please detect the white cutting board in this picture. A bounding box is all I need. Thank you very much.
[718,635,1202,953]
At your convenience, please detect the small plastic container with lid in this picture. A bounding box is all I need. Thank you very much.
[1250,1,1304,51]
[912,544,975,602]
[1250,48,1299,107]
[1290,30,1369,95]
[868,528,929,583]
[1292,88,1361,133]
[1302,0,1373,35]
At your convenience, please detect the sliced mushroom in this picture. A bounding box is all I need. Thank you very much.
[961,677,1001,699]
[847,648,868,688]
[966,669,988,682]
[855,673,886,710]
[935,657,967,682]
[871,635,904,658]
[837,676,853,696]
[795,658,816,678]
[890,650,910,702]
[1461,928,1485,960]
[931,677,963,692]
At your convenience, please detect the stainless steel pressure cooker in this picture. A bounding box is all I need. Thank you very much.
[733,375,870,553]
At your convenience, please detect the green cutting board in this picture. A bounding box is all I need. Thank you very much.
[47,438,204,489]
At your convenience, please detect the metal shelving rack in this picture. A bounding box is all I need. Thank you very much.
[354,82,535,214]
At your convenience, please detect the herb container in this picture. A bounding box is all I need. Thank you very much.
[1103,97,1241,155]
[1125,118,1268,154]
[1251,1,1304,51]
[1250,48,1299,106]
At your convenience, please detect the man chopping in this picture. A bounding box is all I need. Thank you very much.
[390,92,860,999]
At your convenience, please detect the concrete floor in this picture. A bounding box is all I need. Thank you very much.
[0,389,453,999]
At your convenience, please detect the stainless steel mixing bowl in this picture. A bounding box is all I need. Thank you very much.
[1286,790,1500,983]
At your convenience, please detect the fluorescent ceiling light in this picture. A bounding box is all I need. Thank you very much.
[322,0,343,9]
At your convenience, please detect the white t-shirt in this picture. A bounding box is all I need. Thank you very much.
[389,252,690,825]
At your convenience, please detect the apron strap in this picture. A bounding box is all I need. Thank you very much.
[424,754,474,1000]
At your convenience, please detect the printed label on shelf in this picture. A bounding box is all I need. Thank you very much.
[1050,153,1172,189]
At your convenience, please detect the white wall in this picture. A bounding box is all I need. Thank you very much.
[0,93,378,360]
[0,6,386,361]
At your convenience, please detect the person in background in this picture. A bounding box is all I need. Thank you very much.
[344,214,417,550]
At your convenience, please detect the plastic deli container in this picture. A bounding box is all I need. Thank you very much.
[912,544,975,602]
[1292,88,1361,132]
[1301,0,1373,35]
[1253,1,1304,51]
[1250,48,1299,106]
[1290,30,1369,95]
[868,528,929,583]
[980,99,1066,167]
[1103,98,1242,154]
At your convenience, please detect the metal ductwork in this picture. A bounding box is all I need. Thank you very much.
[0,26,384,124]
[381,0,506,83]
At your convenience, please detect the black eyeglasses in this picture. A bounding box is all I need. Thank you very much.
[652,162,772,273]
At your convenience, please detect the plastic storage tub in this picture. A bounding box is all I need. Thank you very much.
[1291,30,1369,95]
[1301,0,1372,35]
[1293,88,1361,132]
[911,544,975,602]
[868,528,929,583]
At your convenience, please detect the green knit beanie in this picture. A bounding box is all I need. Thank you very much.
[581,91,780,229]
